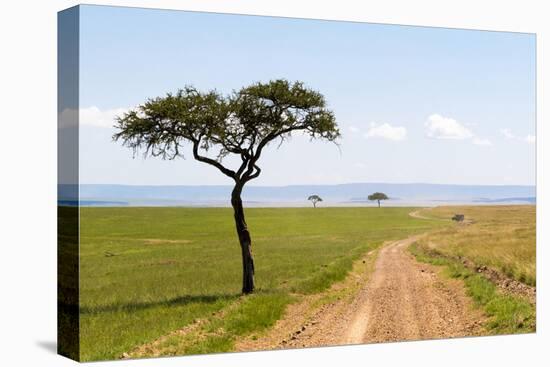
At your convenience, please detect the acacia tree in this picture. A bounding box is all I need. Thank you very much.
[368,192,389,208]
[308,195,323,208]
[113,80,340,294]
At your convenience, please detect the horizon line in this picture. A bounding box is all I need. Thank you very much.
[73,181,537,188]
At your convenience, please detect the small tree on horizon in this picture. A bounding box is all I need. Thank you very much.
[113,79,340,294]
[368,192,389,208]
[308,195,323,208]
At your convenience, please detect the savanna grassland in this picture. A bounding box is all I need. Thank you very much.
[413,205,536,285]
[78,207,444,361]
[410,205,536,334]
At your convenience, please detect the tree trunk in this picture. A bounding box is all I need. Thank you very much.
[231,185,255,294]
[378,200,380,208]
[313,201,316,208]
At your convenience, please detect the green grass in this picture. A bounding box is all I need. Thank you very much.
[186,292,294,355]
[414,206,536,285]
[58,207,80,360]
[410,242,535,334]
[78,207,443,360]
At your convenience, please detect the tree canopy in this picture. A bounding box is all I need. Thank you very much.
[368,192,389,201]
[308,195,323,208]
[113,79,340,186]
[368,192,389,207]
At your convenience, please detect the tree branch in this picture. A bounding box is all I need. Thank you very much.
[247,165,262,181]
[236,153,250,178]
[192,139,236,179]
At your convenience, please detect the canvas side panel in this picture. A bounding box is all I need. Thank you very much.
[57,6,80,362]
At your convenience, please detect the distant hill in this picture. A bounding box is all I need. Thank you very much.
[58,183,536,207]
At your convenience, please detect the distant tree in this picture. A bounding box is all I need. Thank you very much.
[113,79,340,294]
[368,192,389,208]
[308,195,323,208]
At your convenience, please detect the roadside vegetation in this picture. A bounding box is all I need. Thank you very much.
[409,205,536,334]
[410,243,535,334]
[412,205,535,286]
[79,206,443,361]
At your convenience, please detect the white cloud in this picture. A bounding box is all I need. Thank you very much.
[59,106,130,129]
[500,128,535,144]
[500,128,515,139]
[473,137,492,146]
[79,106,129,128]
[425,114,473,140]
[364,122,407,141]
[348,125,360,133]
[58,108,78,129]
[425,114,494,147]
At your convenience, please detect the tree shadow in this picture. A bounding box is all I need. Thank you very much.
[80,293,240,314]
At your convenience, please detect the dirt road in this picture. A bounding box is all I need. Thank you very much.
[344,236,482,343]
[237,236,484,351]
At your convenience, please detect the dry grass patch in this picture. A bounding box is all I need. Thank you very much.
[414,205,535,286]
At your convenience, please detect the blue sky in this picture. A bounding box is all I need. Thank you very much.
[76,5,536,186]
